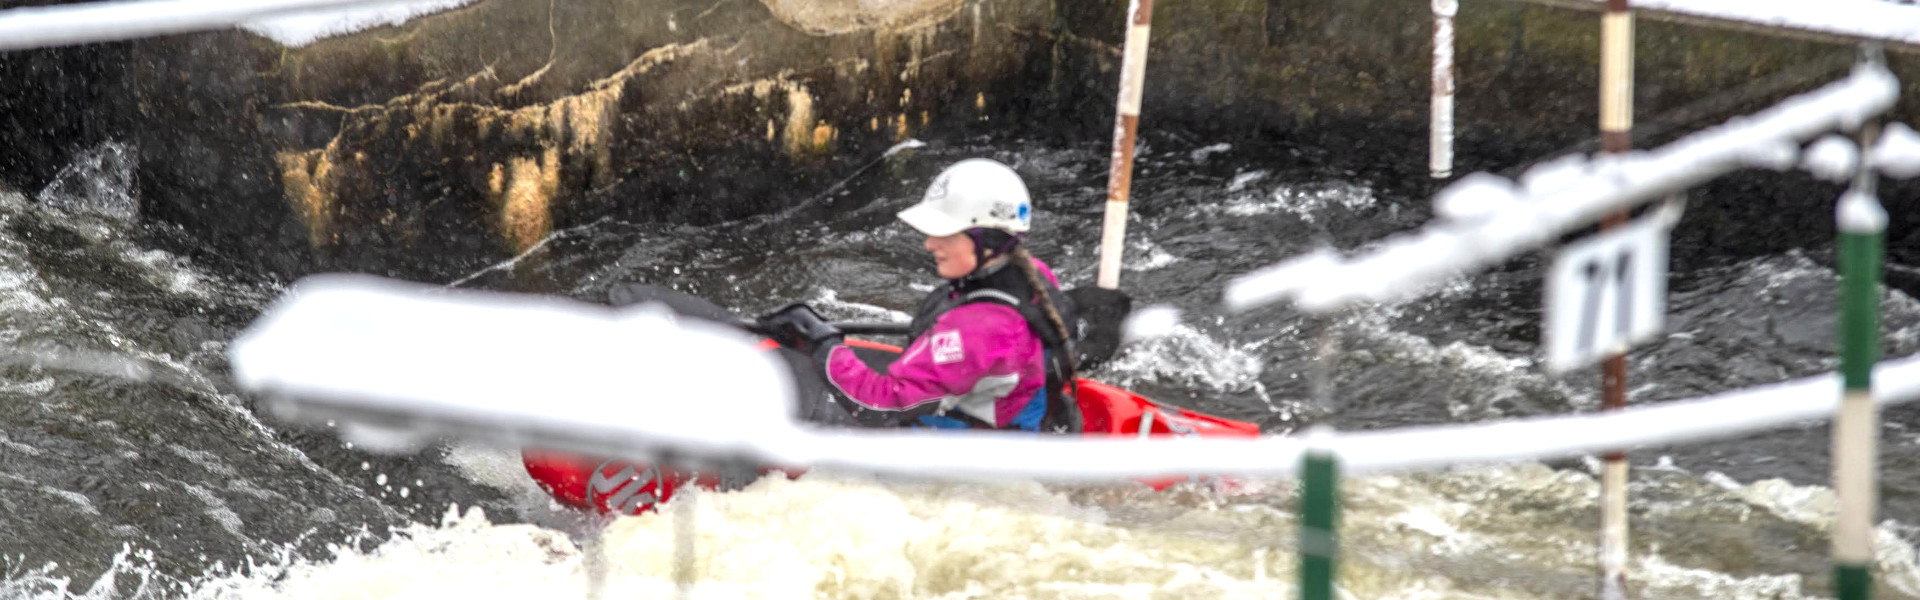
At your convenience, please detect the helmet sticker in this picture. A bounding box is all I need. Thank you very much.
[990,201,1018,221]
[926,176,950,203]
[1017,203,1030,224]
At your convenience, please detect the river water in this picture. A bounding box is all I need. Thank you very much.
[4,133,1920,599]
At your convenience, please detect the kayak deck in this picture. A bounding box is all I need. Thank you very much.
[523,355,1260,515]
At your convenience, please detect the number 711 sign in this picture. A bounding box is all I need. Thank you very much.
[1544,205,1679,373]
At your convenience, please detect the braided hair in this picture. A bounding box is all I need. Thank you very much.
[969,228,1078,389]
[1008,245,1077,382]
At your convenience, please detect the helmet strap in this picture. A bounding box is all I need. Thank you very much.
[965,228,1023,277]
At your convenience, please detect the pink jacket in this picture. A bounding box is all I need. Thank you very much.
[822,260,1061,428]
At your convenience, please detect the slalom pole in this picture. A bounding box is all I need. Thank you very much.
[675,480,699,599]
[1095,0,1154,290]
[1299,429,1339,600]
[1430,0,1457,179]
[1597,1,1635,598]
[1833,117,1885,600]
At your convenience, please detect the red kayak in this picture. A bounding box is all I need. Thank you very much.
[523,338,1260,515]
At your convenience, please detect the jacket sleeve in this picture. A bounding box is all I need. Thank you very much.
[821,308,1009,415]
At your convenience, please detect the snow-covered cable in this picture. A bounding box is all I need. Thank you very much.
[230,276,1920,482]
[1872,122,1920,179]
[0,0,444,51]
[228,274,800,458]
[765,352,1920,480]
[1224,64,1898,315]
[1605,0,1920,48]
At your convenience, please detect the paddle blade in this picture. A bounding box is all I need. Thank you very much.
[1067,286,1133,369]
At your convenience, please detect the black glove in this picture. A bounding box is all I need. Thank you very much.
[755,303,844,360]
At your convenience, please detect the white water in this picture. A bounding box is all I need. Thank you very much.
[9,119,1920,600]
[43,466,1886,600]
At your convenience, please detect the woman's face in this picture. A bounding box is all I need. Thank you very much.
[924,232,977,279]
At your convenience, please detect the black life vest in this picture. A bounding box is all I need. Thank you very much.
[907,258,1084,433]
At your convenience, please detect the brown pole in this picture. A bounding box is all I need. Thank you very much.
[1096,0,1153,290]
[1598,0,1634,598]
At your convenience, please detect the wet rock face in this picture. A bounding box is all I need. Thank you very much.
[1,0,1917,282]
[249,0,1056,280]
[3,0,1052,280]
[126,33,316,277]
[762,0,967,35]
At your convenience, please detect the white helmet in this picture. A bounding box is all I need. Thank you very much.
[897,158,1031,236]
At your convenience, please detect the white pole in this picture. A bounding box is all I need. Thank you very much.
[1430,0,1457,179]
[1096,0,1154,290]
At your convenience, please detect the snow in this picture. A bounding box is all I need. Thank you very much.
[1801,134,1858,182]
[1612,0,1920,46]
[1220,248,1339,313]
[881,139,926,159]
[1736,138,1800,171]
[229,274,1920,482]
[228,274,800,462]
[1225,63,1898,315]
[1431,172,1521,223]
[0,0,460,51]
[241,0,472,47]
[774,351,1920,480]
[1837,188,1888,234]
[1120,304,1182,341]
[1517,154,1586,196]
[1872,122,1920,179]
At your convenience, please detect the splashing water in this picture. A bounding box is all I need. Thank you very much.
[38,142,138,221]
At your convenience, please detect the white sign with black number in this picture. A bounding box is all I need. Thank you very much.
[1544,205,1678,373]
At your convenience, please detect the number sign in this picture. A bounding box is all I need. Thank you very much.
[1544,214,1671,372]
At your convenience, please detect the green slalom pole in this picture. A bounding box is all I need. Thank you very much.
[1300,432,1339,600]
[1834,182,1885,600]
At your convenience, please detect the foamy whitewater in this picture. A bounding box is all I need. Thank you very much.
[124,465,1920,600]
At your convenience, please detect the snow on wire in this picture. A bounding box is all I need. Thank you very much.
[0,0,466,51]
[1600,0,1920,48]
[1223,63,1899,316]
[230,276,1920,482]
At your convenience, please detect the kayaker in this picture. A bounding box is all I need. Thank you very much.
[758,158,1083,432]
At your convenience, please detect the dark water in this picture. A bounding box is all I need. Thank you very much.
[4,132,1920,598]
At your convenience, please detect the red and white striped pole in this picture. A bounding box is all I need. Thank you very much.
[1096,0,1154,290]
[1597,1,1634,598]
[1430,0,1457,179]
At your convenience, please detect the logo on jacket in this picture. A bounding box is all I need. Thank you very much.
[931,330,964,364]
